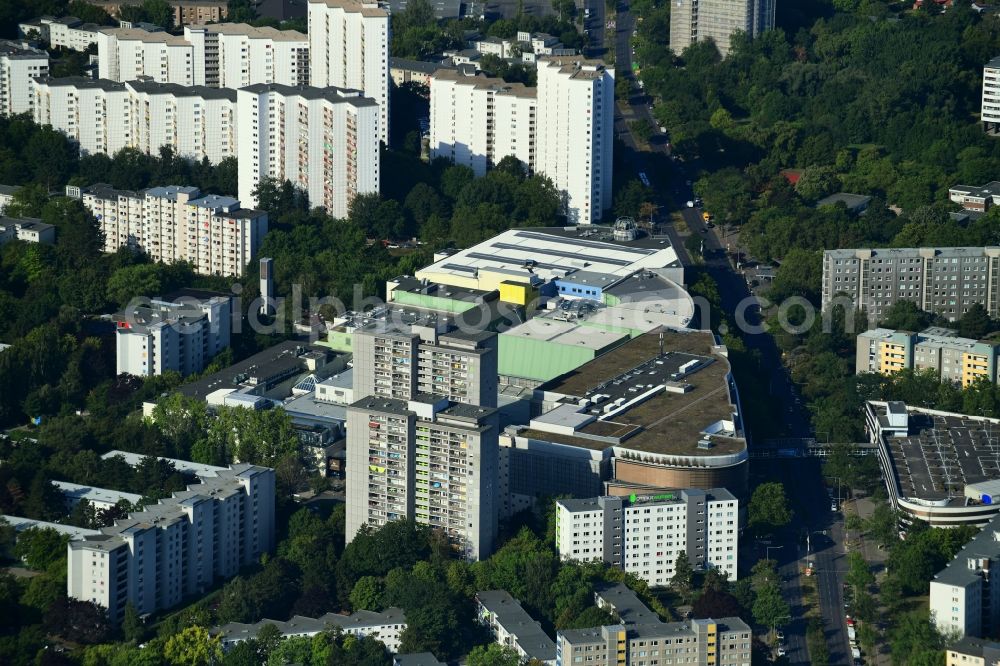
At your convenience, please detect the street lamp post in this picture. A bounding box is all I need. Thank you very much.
[831,475,843,507]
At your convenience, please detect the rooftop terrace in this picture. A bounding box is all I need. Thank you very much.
[523,331,743,456]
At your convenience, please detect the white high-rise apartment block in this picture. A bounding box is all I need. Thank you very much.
[32,77,237,164]
[429,57,613,225]
[429,70,536,177]
[669,0,776,57]
[536,57,614,225]
[97,28,196,85]
[0,40,48,117]
[31,78,131,156]
[346,322,501,559]
[126,80,236,164]
[113,292,232,377]
[555,489,740,587]
[983,56,1000,134]
[237,83,380,218]
[308,0,390,145]
[184,23,309,88]
[71,183,268,277]
[98,24,309,87]
[67,464,275,625]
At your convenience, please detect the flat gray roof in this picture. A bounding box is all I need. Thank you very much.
[1,515,101,540]
[934,512,1000,586]
[101,450,227,478]
[595,583,661,626]
[393,654,446,666]
[214,608,406,643]
[53,481,144,506]
[876,405,1000,505]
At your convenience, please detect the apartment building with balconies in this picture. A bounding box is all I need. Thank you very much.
[555,490,739,588]
[70,183,267,277]
[822,247,1000,321]
[308,0,390,145]
[67,463,274,625]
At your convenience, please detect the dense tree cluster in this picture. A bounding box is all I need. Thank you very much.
[389,0,583,64]
[646,6,1000,214]
[0,427,190,521]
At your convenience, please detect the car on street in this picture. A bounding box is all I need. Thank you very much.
[775,630,784,642]
[686,200,694,208]
[776,647,786,657]
[830,500,838,511]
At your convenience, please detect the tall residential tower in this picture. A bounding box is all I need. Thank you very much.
[345,321,500,559]
[308,0,390,145]
[669,0,776,57]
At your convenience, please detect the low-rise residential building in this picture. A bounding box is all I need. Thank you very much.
[393,655,446,666]
[471,31,576,62]
[0,216,55,245]
[555,490,739,587]
[389,57,460,88]
[84,0,229,26]
[815,192,871,214]
[856,328,999,386]
[20,16,106,51]
[476,590,557,665]
[171,0,230,24]
[930,513,1000,639]
[67,463,275,625]
[100,450,228,480]
[48,17,103,51]
[0,184,20,213]
[214,607,407,652]
[947,637,1000,666]
[950,181,1000,211]
[70,183,268,277]
[2,515,101,541]
[113,289,231,377]
[236,83,380,219]
[52,481,143,512]
[0,40,48,116]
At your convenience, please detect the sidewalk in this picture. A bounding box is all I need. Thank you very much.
[844,498,890,666]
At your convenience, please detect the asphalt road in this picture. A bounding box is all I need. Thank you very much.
[610,4,853,662]
[582,0,605,57]
[783,460,852,666]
